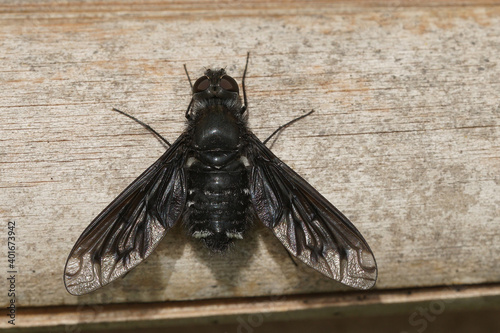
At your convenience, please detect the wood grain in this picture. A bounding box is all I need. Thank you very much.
[9,284,500,331]
[0,0,499,313]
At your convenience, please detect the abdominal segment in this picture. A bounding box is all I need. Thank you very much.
[185,156,251,252]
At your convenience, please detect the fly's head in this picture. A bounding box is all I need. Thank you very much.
[191,69,242,112]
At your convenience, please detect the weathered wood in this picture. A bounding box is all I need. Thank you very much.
[0,0,499,314]
[7,284,500,331]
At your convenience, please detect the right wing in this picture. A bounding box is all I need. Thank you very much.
[64,134,189,295]
[247,133,377,289]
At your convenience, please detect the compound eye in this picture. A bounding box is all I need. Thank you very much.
[193,77,210,93]
[220,75,239,93]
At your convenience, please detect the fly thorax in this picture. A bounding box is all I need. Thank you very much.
[193,106,241,152]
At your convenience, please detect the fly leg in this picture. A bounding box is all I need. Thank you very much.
[112,108,171,148]
[263,110,315,145]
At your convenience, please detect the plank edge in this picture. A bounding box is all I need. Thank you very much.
[7,283,500,330]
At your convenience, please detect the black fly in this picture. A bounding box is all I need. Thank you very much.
[64,54,377,295]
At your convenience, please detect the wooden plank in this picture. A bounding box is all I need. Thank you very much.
[4,284,500,330]
[0,0,499,310]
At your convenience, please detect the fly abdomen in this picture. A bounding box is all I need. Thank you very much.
[185,156,250,252]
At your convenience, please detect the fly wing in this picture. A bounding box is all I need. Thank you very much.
[247,133,377,289]
[64,134,189,295]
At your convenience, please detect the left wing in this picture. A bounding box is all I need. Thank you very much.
[64,134,189,295]
[247,133,377,289]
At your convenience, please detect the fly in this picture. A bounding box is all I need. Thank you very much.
[64,54,377,295]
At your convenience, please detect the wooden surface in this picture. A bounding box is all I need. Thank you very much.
[0,0,499,318]
[9,284,500,331]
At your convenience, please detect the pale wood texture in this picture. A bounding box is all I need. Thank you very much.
[0,0,499,315]
[11,284,500,331]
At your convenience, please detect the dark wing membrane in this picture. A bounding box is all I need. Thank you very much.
[247,133,377,289]
[64,134,189,295]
